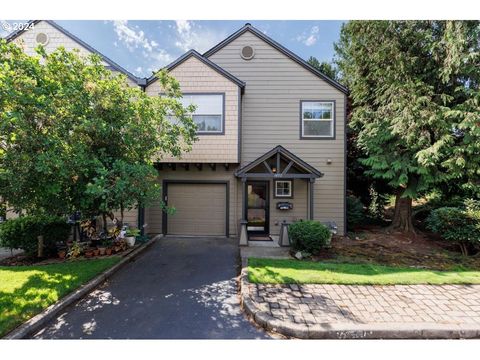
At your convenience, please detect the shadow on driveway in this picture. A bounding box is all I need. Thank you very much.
[33,237,269,339]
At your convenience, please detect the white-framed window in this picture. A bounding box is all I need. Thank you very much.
[274,180,293,198]
[301,101,334,138]
[179,94,224,134]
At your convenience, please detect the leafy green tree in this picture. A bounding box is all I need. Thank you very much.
[307,56,339,81]
[0,40,197,227]
[335,21,480,232]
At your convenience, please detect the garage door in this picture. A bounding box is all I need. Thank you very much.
[166,183,227,236]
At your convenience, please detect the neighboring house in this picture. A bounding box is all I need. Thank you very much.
[6,21,348,245]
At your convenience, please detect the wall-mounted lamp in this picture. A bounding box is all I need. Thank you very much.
[326,158,332,165]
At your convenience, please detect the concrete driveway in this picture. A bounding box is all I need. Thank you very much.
[33,237,269,339]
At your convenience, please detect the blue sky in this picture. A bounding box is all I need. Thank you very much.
[1,20,345,78]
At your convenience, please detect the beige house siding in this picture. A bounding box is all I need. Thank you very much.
[145,168,239,237]
[145,56,240,163]
[209,30,346,234]
[11,21,138,87]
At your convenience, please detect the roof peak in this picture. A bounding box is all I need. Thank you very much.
[203,23,348,94]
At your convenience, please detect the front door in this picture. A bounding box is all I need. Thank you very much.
[246,181,269,234]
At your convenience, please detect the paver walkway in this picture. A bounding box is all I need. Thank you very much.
[243,280,480,338]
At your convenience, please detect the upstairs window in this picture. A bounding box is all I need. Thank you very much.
[180,93,224,134]
[301,101,335,139]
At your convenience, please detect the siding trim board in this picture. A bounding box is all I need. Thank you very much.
[299,100,336,140]
[203,24,349,95]
[161,180,230,237]
[147,49,246,90]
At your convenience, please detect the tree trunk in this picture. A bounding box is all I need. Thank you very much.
[120,205,124,229]
[102,213,108,234]
[391,191,415,233]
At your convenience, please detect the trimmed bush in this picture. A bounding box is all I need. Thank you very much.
[347,195,366,230]
[288,220,331,254]
[0,215,71,257]
[426,207,480,256]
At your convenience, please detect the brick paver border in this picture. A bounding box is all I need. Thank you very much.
[239,261,480,339]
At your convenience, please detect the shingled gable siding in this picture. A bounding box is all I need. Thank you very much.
[209,31,346,234]
[11,21,138,87]
[145,56,240,163]
[8,20,139,225]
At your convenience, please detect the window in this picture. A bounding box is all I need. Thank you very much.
[274,180,293,198]
[179,94,224,134]
[301,101,334,138]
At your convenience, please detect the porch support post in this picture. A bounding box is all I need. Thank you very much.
[239,177,248,246]
[279,220,290,246]
[309,178,315,220]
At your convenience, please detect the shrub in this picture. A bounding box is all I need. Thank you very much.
[0,215,71,257]
[347,195,366,230]
[426,207,480,256]
[288,220,331,254]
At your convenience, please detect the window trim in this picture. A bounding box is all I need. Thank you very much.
[273,179,294,199]
[161,92,226,136]
[299,100,336,140]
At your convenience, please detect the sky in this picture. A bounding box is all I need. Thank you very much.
[1,20,345,78]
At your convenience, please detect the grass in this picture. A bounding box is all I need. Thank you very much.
[0,257,121,337]
[248,258,480,285]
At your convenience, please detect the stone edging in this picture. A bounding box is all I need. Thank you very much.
[239,260,480,339]
[4,235,161,339]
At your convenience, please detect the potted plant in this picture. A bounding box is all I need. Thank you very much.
[85,248,94,258]
[124,228,140,247]
[58,249,66,259]
[93,248,100,257]
[98,242,107,256]
[104,239,113,255]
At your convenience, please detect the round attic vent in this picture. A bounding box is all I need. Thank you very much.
[35,32,49,46]
[240,45,255,60]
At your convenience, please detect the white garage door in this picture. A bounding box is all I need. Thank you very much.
[166,183,227,236]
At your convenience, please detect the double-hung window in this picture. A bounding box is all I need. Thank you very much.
[179,93,224,134]
[301,101,335,139]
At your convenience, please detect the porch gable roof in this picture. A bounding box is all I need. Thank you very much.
[234,145,323,179]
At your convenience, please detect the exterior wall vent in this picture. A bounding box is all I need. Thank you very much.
[35,32,49,45]
[240,45,255,60]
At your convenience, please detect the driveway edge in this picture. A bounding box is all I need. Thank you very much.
[239,260,480,339]
[4,235,161,340]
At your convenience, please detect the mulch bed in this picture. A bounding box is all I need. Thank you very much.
[0,245,140,267]
[313,226,480,271]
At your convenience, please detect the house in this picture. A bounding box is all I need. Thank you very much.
[5,21,348,245]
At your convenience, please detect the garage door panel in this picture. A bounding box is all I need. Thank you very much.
[167,183,226,236]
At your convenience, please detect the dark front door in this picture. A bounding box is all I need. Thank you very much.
[246,181,269,234]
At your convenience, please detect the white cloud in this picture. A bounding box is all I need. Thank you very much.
[173,20,226,53]
[112,20,157,52]
[297,25,320,47]
[111,20,174,70]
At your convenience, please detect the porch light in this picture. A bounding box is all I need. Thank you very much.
[271,167,277,173]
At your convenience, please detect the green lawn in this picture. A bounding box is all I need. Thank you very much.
[248,258,480,285]
[0,257,121,337]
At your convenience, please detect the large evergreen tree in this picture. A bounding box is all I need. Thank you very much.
[335,21,480,232]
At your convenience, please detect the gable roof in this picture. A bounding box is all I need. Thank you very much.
[5,20,140,84]
[203,23,349,95]
[146,49,245,90]
[235,145,324,179]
